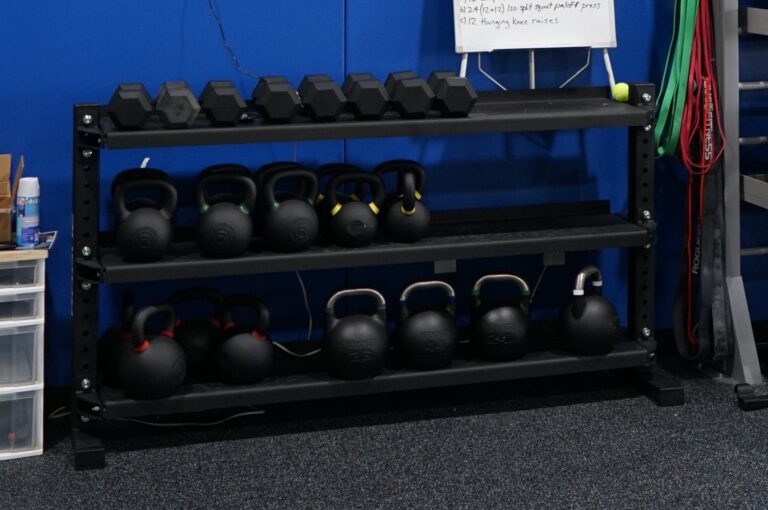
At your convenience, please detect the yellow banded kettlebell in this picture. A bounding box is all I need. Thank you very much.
[326,172,386,247]
[374,160,430,243]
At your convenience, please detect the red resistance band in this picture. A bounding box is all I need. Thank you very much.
[678,0,726,348]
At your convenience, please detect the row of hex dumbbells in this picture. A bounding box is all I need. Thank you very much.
[114,160,430,262]
[102,266,619,400]
[108,71,478,130]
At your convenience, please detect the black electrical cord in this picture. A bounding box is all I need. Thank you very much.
[206,0,259,80]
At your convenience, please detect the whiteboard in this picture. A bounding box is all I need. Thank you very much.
[453,0,617,53]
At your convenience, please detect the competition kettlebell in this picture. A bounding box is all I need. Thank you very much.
[120,304,187,400]
[396,281,458,370]
[374,160,430,243]
[195,164,257,258]
[326,173,386,247]
[98,291,135,387]
[315,163,363,235]
[470,274,531,361]
[324,288,388,380]
[112,169,177,263]
[217,295,274,385]
[559,265,619,355]
[262,168,319,252]
[168,288,224,379]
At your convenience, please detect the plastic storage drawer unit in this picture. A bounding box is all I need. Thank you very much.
[0,289,44,323]
[0,321,44,387]
[0,390,42,460]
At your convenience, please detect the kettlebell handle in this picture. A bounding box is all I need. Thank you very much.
[399,280,456,319]
[217,294,270,335]
[264,169,318,209]
[131,304,176,351]
[471,274,531,312]
[111,168,171,196]
[325,288,386,329]
[326,173,386,216]
[113,176,178,222]
[315,163,364,204]
[399,172,418,214]
[168,288,224,323]
[573,265,603,296]
[196,173,257,212]
[254,161,302,192]
[373,160,427,195]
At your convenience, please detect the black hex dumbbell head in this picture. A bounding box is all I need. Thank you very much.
[199,80,247,126]
[252,76,300,123]
[107,83,153,130]
[298,74,346,122]
[155,81,201,129]
[386,71,435,119]
[428,71,478,118]
[343,73,389,120]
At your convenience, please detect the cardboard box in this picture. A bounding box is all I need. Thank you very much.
[0,155,24,243]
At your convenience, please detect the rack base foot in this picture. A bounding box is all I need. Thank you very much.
[72,426,105,470]
[735,384,768,411]
[637,366,685,407]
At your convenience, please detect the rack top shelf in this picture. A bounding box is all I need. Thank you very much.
[83,86,654,149]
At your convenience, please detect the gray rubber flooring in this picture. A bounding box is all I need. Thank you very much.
[1,371,767,509]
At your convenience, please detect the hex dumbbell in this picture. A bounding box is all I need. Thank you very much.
[342,73,389,120]
[385,71,435,119]
[428,72,478,117]
[155,81,201,129]
[298,75,346,122]
[107,83,154,130]
[252,76,300,123]
[199,80,247,126]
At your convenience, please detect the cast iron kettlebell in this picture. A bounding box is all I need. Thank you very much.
[324,288,388,380]
[168,288,224,379]
[374,160,430,243]
[470,274,531,361]
[98,291,135,387]
[112,169,177,263]
[315,163,363,235]
[560,265,619,355]
[195,164,257,258]
[217,295,274,385]
[326,172,386,247]
[120,304,187,400]
[262,168,319,252]
[396,281,458,370]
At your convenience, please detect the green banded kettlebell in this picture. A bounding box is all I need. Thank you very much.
[168,288,224,379]
[195,164,257,259]
[120,304,187,400]
[374,160,430,243]
[325,288,388,380]
[470,274,531,361]
[559,265,619,355]
[326,173,386,247]
[262,168,319,252]
[216,295,274,385]
[112,169,177,262]
[396,281,458,370]
[315,163,363,235]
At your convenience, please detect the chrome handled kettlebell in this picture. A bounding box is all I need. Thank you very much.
[216,295,274,385]
[374,160,430,243]
[470,274,530,361]
[396,281,458,370]
[326,172,386,247]
[559,265,619,355]
[195,164,257,259]
[120,304,187,400]
[324,288,388,380]
[112,169,177,262]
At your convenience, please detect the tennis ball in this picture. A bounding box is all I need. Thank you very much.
[613,82,630,103]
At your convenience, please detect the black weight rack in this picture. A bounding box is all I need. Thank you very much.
[70,84,683,470]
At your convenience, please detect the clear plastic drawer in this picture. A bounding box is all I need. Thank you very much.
[0,390,42,460]
[0,322,43,387]
[0,291,43,323]
[0,260,43,289]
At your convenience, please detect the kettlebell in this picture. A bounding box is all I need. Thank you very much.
[559,265,619,355]
[396,281,458,370]
[112,169,177,263]
[315,163,363,235]
[217,295,274,385]
[262,169,319,252]
[326,173,386,247]
[120,304,187,399]
[168,288,224,379]
[98,291,135,387]
[373,160,430,243]
[195,164,257,258]
[324,288,388,380]
[470,274,531,361]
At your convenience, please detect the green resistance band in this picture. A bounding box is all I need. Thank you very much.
[655,0,700,158]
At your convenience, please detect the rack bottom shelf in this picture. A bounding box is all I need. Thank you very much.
[98,339,653,419]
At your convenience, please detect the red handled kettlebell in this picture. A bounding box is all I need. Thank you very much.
[168,288,224,379]
[216,295,274,385]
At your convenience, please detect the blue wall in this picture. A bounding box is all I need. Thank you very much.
[2,0,748,387]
